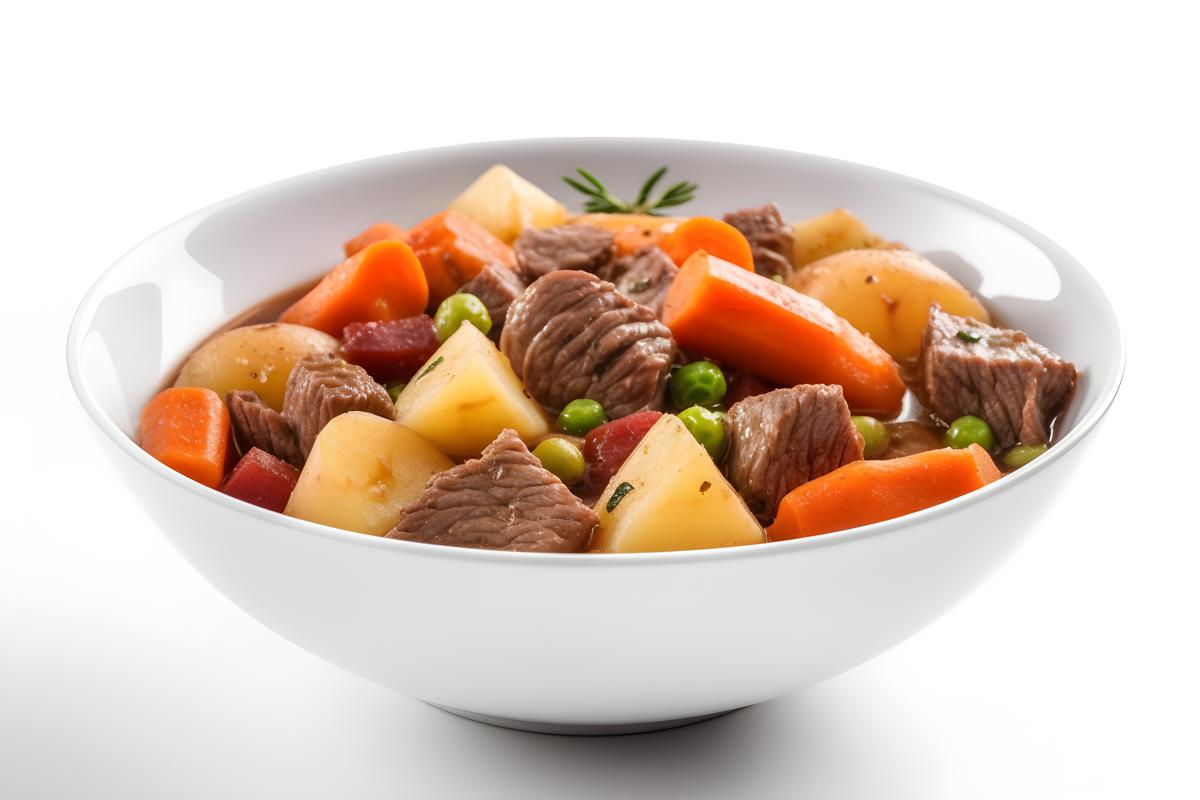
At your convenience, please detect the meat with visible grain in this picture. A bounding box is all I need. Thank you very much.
[596,245,678,318]
[724,385,863,521]
[513,224,615,282]
[226,390,303,468]
[500,270,675,418]
[918,305,1077,448]
[387,429,597,552]
[282,354,395,459]
[456,263,526,337]
[723,203,794,279]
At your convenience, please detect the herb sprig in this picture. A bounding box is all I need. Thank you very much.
[563,166,698,215]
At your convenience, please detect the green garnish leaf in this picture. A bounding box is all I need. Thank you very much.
[606,481,634,513]
[956,330,982,343]
[416,356,444,380]
[562,166,698,216]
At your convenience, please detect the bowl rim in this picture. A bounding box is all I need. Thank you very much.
[66,136,1125,567]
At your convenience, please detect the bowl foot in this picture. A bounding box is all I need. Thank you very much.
[428,704,742,736]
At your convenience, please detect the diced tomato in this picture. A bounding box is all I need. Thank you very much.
[220,447,301,513]
[341,316,440,383]
[583,411,663,492]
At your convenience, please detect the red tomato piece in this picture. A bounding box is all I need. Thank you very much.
[220,447,301,513]
[582,411,663,492]
[341,316,440,384]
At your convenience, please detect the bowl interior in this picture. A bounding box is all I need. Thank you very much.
[70,138,1122,497]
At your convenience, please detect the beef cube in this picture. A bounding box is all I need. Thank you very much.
[919,305,1077,448]
[596,245,678,318]
[387,429,598,552]
[456,263,526,337]
[723,203,794,279]
[282,354,395,459]
[226,390,303,468]
[514,224,615,282]
[724,385,863,521]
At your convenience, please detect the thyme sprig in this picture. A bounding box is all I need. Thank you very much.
[563,166,697,215]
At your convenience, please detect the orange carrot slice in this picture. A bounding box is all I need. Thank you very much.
[139,387,231,489]
[570,213,683,257]
[662,251,906,414]
[280,240,429,335]
[406,210,517,306]
[343,222,407,258]
[768,445,1002,539]
[659,217,754,270]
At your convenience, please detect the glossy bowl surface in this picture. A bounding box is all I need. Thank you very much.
[67,139,1123,734]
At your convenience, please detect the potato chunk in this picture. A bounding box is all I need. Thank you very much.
[448,164,567,244]
[791,208,903,268]
[787,249,990,361]
[392,323,550,457]
[284,412,452,535]
[176,323,338,411]
[590,415,764,553]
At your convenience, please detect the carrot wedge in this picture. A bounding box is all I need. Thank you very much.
[139,387,231,489]
[343,222,407,258]
[280,240,428,335]
[768,445,1002,540]
[659,217,755,271]
[406,210,517,306]
[662,251,906,414]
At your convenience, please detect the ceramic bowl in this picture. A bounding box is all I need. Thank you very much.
[67,139,1123,734]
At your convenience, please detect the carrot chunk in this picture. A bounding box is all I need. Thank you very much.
[768,445,1002,539]
[343,222,406,258]
[139,387,231,489]
[279,240,429,335]
[406,210,516,306]
[570,213,683,257]
[662,251,906,414]
[659,217,755,271]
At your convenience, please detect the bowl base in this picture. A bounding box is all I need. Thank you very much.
[428,703,742,736]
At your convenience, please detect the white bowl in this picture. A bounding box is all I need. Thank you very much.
[67,139,1123,735]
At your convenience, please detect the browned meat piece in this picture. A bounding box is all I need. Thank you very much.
[456,263,526,338]
[919,305,1077,448]
[513,224,615,282]
[596,245,679,318]
[282,354,394,459]
[226,390,304,468]
[500,270,675,418]
[723,203,794,279]
[724,385,863,521]
[387,429,597,552]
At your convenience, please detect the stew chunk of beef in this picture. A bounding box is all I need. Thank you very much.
[456,263,525,338]
[513,224,615,282]
[500,270,676,418]
[226,390,304,468]
[723,203,794,279]
[724,385,863,521]
[387,429,597,552]
[919,305,1077,448]
[282,354,395,459]
[596,245,678,318]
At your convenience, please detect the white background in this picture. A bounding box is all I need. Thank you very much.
[2,2,1195,797]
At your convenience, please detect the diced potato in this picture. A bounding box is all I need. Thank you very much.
[176,323,338,411]
[284,412,452,535]
[448,164,567,244]
[787,249,990,361]
[392,323,550,457]
[791,208,904,268]
[590,415,765,553]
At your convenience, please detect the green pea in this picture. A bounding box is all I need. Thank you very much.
[532,438,585,485]
[670,360,727,409]
[386,381,406,402]
[851,415,890,458]
[944,415,996,451]
[1002,443,1047,469]
[557,399,607,436]
[434,293,492,343]
[679,405,727,459]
